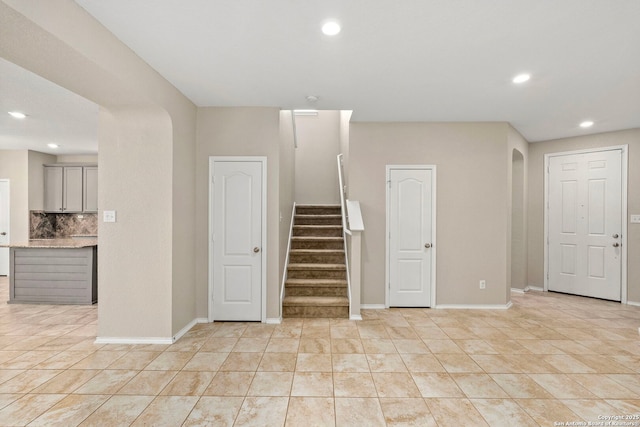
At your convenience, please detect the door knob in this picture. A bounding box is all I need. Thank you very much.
[0,232,6,236]
[613,242,620,247]
[612,233,619,238]
[424,243,432,249]
[253,247,260,253]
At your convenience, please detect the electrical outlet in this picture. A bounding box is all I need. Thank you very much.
[479,280,486,289]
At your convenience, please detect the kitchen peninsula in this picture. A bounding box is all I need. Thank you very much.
[3,238,97,305]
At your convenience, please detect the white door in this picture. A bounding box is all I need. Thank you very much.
[387,167,435,307]
[548,149,622,301]
[0,180,8,275]
[210,159,265,321]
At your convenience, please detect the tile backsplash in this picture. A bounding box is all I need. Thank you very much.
[30,211,98,239]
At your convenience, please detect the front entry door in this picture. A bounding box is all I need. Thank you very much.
[0,180,9,275]
[210,158,265,321]
[387,166,435,307]
[547,149,623,301]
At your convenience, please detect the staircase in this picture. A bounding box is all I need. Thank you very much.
[283,205,349,318]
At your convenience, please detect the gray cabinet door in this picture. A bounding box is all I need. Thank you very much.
[83,167,98,212]
[44,166,63,212]
[63,166,84,213]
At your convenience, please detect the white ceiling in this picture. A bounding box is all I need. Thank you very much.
[0,57,98,155]
[1,1,638,153]
[75,0,640,142]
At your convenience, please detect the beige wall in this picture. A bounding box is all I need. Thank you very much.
[1,0,198,339]
[349,122,511,306]
[294,111,341,204]
[56,155,98,163]
[28,150,57,211]
[527,128,640,303]
[195,107,283,320]
[279,111,296,298]
[0,150,29,242]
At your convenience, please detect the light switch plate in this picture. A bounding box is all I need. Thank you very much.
[631,214,640,224]
[103,210,117,223]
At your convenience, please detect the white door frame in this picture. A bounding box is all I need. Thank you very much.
[385,165,437,308]
[0,179,10,276]
[208,156,267,322]
[543,145,628,303]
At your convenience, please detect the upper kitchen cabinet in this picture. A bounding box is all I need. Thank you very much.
[44,164,98,213]
[83,167,98,212]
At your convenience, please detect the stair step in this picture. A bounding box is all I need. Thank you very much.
[291,237,344,250]
[295,214,342,225]
[283,296,349,306]
[293,225,343,237]
[296,205,342,216]
[287,263,346,280]
[288,263,346,270]
[285,278,348,297]
[286,278,348,287]
[289,249,345,264]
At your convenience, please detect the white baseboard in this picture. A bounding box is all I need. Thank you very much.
[361,304,386,310]
[511,287,527,294]
[266,317,282,324]
[436,301,513,310]
[626,300,640,307]
[350,314,363,321]
[527,285,544,292]
[95,336,174,345]
[94,317,208,345]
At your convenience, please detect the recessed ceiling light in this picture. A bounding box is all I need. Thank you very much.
[322,21,341,36]
[512,74,531,84]
[579,120,594,128]
[47,143,59,149]
[8,111,27,119]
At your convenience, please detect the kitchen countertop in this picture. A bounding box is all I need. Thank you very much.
[1,238,98,248]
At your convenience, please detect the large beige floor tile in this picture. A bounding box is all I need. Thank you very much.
[379,398,437,426]
[29,394,109,426]
[182,396,243,427]
[203,371,254,396]
[286,397,335,427]
[131,396,198,426]
[79,395,154,426]
[0,393,66,426]
[335,397,386,427]
[333,372,378,397]
[470,398,538,427]
[234,396,289,427]
[425,398,489,427]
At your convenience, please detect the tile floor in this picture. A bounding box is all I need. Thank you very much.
[0,276,639,426]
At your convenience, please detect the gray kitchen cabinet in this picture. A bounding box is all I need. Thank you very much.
[44,166,64,212]
[83,167,98,212]
[44,164,97,213]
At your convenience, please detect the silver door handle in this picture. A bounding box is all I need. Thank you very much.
[613,243,620,247]
[612,233,619,238]
[253,247,260,253]
[424,243,432,249]
[0,232,6,236]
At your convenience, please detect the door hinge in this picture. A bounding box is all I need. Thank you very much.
[387,180,391,188]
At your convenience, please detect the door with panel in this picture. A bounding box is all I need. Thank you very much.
[0,180,9,275]
[211,159,264,321]
[547,149,622,301]
[387,167,435,307]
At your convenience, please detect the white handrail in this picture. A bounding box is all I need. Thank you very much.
[337,154,352,310]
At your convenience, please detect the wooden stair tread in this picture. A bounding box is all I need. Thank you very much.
[295,214,341,218]
[288,263,346,270]
[283,296,349,306]
[290,249,344,254]
[286,278,347,286]
[291,236,342,240]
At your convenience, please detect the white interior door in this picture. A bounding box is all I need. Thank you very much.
[548,149,622,301]
[210,159,265,321]
[387,167,435,307]
[0,180,9,276]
